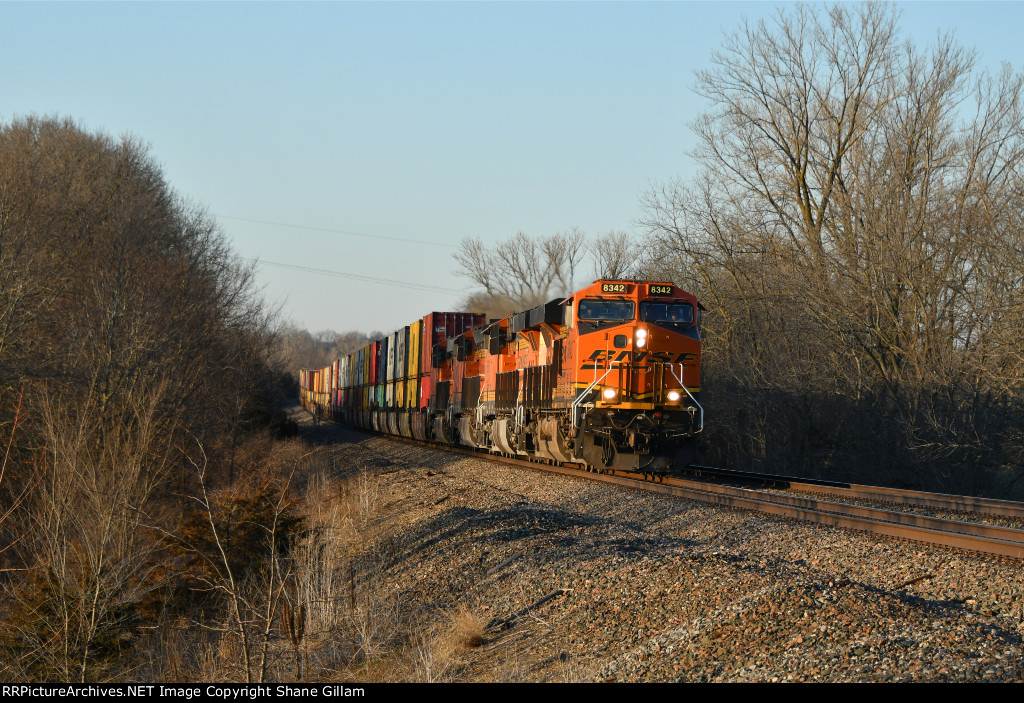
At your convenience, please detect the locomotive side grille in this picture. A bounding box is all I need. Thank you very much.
[524,364,556,409]
[433,380,451,413]
[463,375,482,409]
[496,370,520,413]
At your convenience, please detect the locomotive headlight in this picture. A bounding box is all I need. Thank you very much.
[635,328,648,348]
[667,390,682,402]
[602,388,618,401]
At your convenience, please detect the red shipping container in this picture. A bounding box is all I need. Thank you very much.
[418,312,486,410]
[421,312,486,372]
[368,341,379,388]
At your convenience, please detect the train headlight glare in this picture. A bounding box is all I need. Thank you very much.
[636,337,647,348]
[602,388,618,400]
[635,328,648,339]
[667,391,682,402]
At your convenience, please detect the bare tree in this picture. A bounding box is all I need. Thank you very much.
[591,230,642,280]
[454,228,587,310]
[4,387,169,681]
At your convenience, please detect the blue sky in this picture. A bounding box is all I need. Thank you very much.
[3,1,1023,334]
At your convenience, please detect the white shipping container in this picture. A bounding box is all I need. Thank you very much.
[386,332,398,383]
[396,327,408,381]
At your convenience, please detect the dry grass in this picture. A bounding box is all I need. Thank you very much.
[450,610,487,650]
[108,431,506,683]
[408,609,488,682]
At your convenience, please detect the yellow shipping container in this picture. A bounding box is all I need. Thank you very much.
[408,320,421,378]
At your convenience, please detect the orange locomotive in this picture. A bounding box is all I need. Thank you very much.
[299,279,703,473]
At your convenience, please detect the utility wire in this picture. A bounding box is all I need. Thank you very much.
[218,214,457,248]
[247,258,466,295]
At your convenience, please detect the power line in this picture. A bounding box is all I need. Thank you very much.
[218,215,457,249]
[248,258,467,295]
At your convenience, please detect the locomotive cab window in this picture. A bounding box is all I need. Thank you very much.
[640,302,694,325]
[578,299,635,322]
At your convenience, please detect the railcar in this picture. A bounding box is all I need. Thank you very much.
[299,279,703,473]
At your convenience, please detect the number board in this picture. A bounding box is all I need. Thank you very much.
[600,283,628,293]
[648,284,673,295]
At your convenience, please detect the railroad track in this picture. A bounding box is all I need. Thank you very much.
[681,464,1024,520]
[326,419,1024,561]
[507,462,1024,560]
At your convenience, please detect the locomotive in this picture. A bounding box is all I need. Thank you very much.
[299,279,703,473]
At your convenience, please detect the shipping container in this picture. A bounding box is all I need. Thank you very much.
[368,341,379,388]
[395,326,408,381]
[421,312,487,372]
[376,338,387,384]
[408,320,422,379]
[385,332,396,382]
[363,344,371,392]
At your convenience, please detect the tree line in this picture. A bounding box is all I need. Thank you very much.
[0,116,292,680]
[453,228,643,318]
[275,326,381,378]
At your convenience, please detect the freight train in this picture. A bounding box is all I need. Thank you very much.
[299,279,703,473]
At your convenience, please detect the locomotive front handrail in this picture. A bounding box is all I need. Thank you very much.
[571,360,622,429]
[668,363,704,433]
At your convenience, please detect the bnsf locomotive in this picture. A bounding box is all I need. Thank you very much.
[299,279,703,473]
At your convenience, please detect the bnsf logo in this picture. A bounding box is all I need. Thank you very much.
[582,350,696,368]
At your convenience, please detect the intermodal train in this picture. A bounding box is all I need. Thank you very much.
[299,279,703,473]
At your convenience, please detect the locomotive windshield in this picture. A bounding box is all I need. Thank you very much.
[578,298,635,322]
[640,301,694,324]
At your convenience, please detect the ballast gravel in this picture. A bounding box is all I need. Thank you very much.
[301,415,1024,682]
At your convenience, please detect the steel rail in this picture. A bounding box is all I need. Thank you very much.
[648,473,1024,545]
[592,470,1024,560]
[685,465,1024,520]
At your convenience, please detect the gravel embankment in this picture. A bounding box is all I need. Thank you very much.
[298,410,1024,682]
